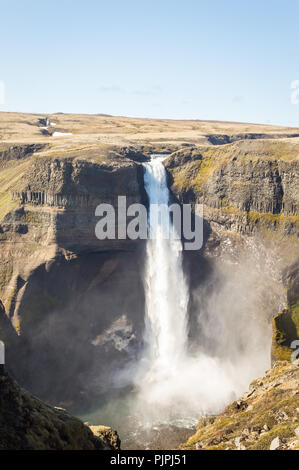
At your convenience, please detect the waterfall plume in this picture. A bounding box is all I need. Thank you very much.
[131,155,271,426]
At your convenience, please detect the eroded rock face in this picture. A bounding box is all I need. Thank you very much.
[7,155,146,253]
[0,151,147,329]
[0,150,146,313]
[165,141,299,368]
[165,142,299,233]
[0,148,148,406]
[0,369,120,450]
[0,250,146,407]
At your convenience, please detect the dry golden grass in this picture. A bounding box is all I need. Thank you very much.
[1,111,299,150]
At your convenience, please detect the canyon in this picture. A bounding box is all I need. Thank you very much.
[0,112,298,450]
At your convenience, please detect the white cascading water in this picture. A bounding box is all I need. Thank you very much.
[143,155,189,377]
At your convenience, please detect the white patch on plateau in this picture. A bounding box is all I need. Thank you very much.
[52,132,72,137]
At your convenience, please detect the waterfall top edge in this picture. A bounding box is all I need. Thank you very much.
[149,153,170,162]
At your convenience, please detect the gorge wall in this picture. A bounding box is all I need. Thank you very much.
[164,140,299,364]
[0,146,149,405]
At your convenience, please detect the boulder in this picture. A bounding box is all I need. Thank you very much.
[270,436,281,450]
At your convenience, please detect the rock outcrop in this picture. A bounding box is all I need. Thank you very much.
[0,368,120,450]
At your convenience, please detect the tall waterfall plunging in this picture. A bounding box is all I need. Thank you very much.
[142,155,189,379]
[136,155,229,421]
[133,154,263,424]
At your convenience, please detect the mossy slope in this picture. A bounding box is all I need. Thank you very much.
[181,361,299,451]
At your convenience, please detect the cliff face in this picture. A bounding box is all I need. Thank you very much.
[165,141,298,237]
[0,144,146,326]
[0,145,148,404]
[165,140,299,363]
[2,150,145,258]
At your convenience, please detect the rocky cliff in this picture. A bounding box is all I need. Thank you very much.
[165,139,299,362]
[165,140,298,238]
[0,143,148,405]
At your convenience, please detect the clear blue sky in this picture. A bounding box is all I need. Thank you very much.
[1,0,299,125]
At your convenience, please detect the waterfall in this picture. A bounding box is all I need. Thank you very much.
[134,155,237,423]
[143,155,189,376]
[128,154,270,427]
[87,155,273,440]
